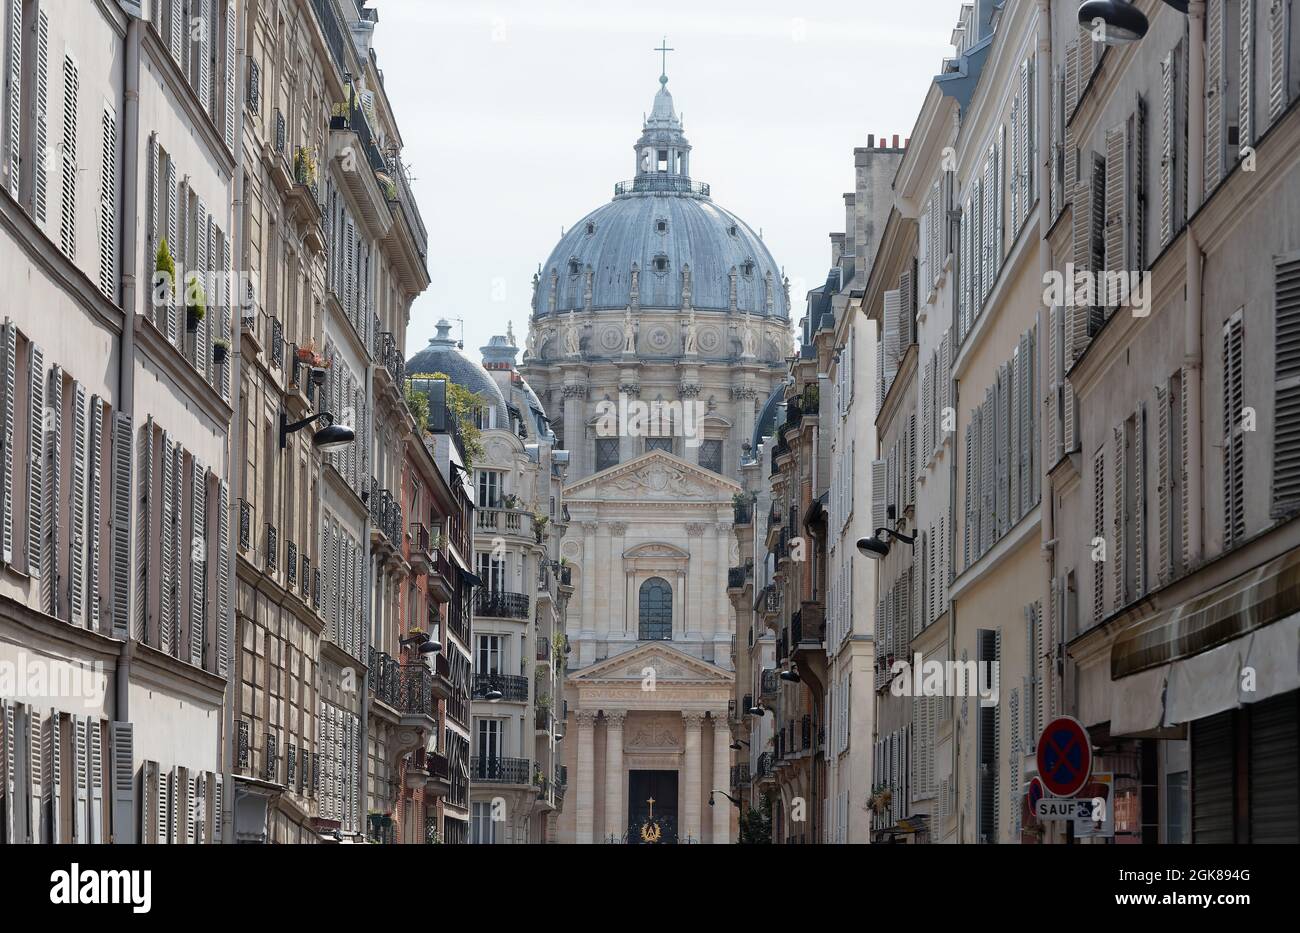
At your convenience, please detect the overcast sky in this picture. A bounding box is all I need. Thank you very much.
[374,0,959,359]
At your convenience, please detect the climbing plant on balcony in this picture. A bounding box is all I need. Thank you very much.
[407,370,485,469]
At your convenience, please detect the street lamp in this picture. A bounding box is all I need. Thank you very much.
[709,790,742,809]
[746,703,767,717]
[729,739,751,751]
[279,410,354,452]
[856,527,915,560]
[779,667,801,683]
[1077,0,1149,44]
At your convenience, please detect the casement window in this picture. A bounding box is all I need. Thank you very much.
[698,438,722,474]
[471,800,496,844]
[1223,311,1247,547]
[476,552,505,593]
[476,469,502,508]
[1273,255,1300,517]
[476,634,502,676]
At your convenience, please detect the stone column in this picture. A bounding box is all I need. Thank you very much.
[682,712,704,843]
[562,383,586,478]
[604,711,626,842]
[716,521,734,661]
[609,523,627,643]
[579,522,597,666]
[575,710,597,844]
[712,712,732,843]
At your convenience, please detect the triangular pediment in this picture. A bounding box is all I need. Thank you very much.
[569,642,735,685]
[564,450,741,502]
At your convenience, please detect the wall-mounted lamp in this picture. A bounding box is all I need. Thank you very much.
[280,410,354,452]
[856,527,916,560]
[1077,0,1149,44]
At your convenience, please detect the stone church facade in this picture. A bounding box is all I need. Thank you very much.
[520,66,791,843]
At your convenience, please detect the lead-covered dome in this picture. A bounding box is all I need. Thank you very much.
[407,319,509,423]
[531,73,788,320]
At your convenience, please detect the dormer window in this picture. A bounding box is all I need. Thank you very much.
[653,255,669,273]
[585,221,596,236]
[656,219,668,234]
[742,260,755,276]
[569,259,581,275]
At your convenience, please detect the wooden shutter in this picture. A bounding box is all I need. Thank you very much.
[216,479,231,676]
[1160,51,1177,247]
[42,366,60,616]
[224,3,236,148]
[110,412,132,638]
[87,397,105,631]
[58,54,79,260]
[982,146,995,300]
[191,771,205,843]
[165,158,179,342]
[1273,256,1300,515]
[982,390,995,554]
[1070,168,1093,363]
[69,384,87,625]
[1206,0,1226,195]
[145,133,157,287]
[136,418,153,641]
[899,269,914,348]
[995,127,1005,279]
[168,768,181,844]
[1269,0,1289,121]
[27,706,41,841]
[189,460,206,667]
[98,106,118,301]
[1,700,15,843]
[1181,365,1194,567]
[1134,403,1147,596]
[964,424,974,567]
[26,344,43,574]
[1104,123,1128,310]
[1133,98,1147,273]
[1018,60,1031,229]
[1156,383,1172,583]
[43,712,60,843]
[1093,448,1106,622]
[1223,313,1246,546]
[32,7,49,222]
[1241,0,1256,148]
[882,289,900,393]
[86,718,103,843]
[1020,330,1034,515]
[159,433,175,653]
[198,0,211,115]
[73,716,89,842]
[1113,424,1125,608]
[140,758,156,844]
[0,321,13,564]
[1010,94,1021,236]
[4,0,21,199]
[871,458,887,532]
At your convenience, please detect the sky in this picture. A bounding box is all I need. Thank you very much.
[372,0,960,359]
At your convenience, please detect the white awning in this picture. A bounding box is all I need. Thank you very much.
[1237,611,1300,705]
[1109,663,1169,736]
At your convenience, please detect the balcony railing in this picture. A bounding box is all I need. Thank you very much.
[368,649,403,708]
[614,175,710,197]
[554,765,567,801]
[801,715,812,751]
[727,565,749,589]
[755,752,773,778]
[474,672,528,703]
[471,756,530,784]
[796,602,826,645]
[238,500,252,551]
[387,152,428,263]
[427,751,449,782]
[733,499,753,525]
[369,484,404,545]
[376,331,405,387]
[475,507,533,539]
[399,664,435,718]
[731,763,751,786]
[474,589,530,620]
[309,0,351,82]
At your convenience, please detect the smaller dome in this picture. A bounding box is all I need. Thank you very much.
[407,319,509,424]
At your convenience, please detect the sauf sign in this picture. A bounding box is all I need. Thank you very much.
[49,864,152,914]
[1031,717,1095,823]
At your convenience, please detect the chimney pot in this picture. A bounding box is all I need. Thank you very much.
[893,134,900,149]
[867,134,875,148]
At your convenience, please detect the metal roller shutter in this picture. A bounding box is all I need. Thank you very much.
[1249,692,1299,843]
[1191,711,1234,843]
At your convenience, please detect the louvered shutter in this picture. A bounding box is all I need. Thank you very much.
[1093,448,1106,622]
[43,712,59,843]
[1206,0,1226,194]
[1009,359,1020,525]
[167,768,180,844]
[1241,0,1256,149]
[136,419,153,641]
[1020,330,1033,515]
[1113,424,1125,609]
[209,772,222,843]
[995,126,1005,279]
[26,344,43,575]
[191,771,204,843]
[982,392,995,554]
[1273,256,1300,515]
[1269,0,1289,121]
[32,8,49,222]
[1160,52,1177,246]
[198,0,211,115]
[1180,365,1194,566]
[145,134,157,308]
[4,0,21,198]
[140,758,156,844]
[1,700,15,843]
[1065,39,1079,172]
[87,718,103,843]
[882,289,900,392]
[921,368,932,467]
[69,384,87,626]
[1156,383,1172,583]
[1018,60,1031,230]
[190,461,206,667]
[1104,123,1128,310]
[1070,171,1093,363]
[959,196,970,338]
[1047,307,1060,465]
[0,321,13,565]
[27,707,41,841]
[930,180,942,287]
[1134,403,1147,596]
[87,397,104,631]
[73,716,88,842]
[220,240,231,399]
[98,107,118,301]
[216,479,231,676]
[871,458,887,533]
[1134,98,1147,272]
[224,4,236,148]
[109,412,132,638]
[982,148,994,299]
[159,433,175,653]
[1223,314,1246,546]
[42,366,61,616]
[168,0,182,64]
[1010,95,1021,236]
[58,54,79,260]
[899,269,914,349]
[165,158,179,341]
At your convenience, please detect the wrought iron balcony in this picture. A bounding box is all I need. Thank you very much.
[733,499,753,525]
[473,672,528,703]
[368,649,403,708]
[801,714,812,751]
[399,664,435,719]
[755,752,773,778]
[368,484,404,546]
[614,175,710,197]
[731,763,751,787]
[728,565,749,589]
[474,589,530,620]
[376,331,405,388]
[427,751,449,782]
[471,756,531,784]
[796,601,826,645]
[409,522,434,572]
[554,765,567,802]
[238,499,252,551]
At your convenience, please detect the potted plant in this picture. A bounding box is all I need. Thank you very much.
[212,337,230,364]
[153,238,176,308]
[293,146,317,188]
[375,170,397,200]
[501,493,521,510]
[184,272,206,331]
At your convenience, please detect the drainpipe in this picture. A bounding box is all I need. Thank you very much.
[1184,1,1206,568]
[115,9,143,726]
[222,0,249,845]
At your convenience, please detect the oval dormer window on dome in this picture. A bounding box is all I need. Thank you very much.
[585,221,596,236]
[568,259,581,275]
[652,254,669,274]
[728,224,738,237]
[741,260,755,277]
[655,218,668,234]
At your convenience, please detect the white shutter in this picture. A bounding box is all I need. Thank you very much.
[73,716,88,842]
[0,321,13,565]
[1273,256,1300,515]
[168,768,181,844]
[1241,0,1256,149]
[1156,383,1172,583]
[86,718,102,843]
[42,366,61,617]
[140,758,156,844]
[69,384,87,626]
[1047,307,1060,466]
[190,460,206,667]
[982,148,995,299]
[882,289,900,393]
[191,771,205,843]
[28,707,42,841]
[165,159,179,342]
[1223,313,1246,547]
[1093,448,1106,622]
[110,721,133,843]
[58,54,79,261]
[110,412,132,639]
[1180,365,1194,567]
[4,0,21,198]
[1134,98,1147,273]
[995,126,1005,279]
[87,396,104,631]
[32,7,49,222]
[1269,0,1289,121]
[159,433,175,654]
[168,0,183,64]
[145,133,157,287]
[871,458,887,534]
[1104,122,1128,310]
[1069,170,1093,363]
[198,0,211,115]
[224,4,236,148]
[216,479,231,676]
[1134,403,1147,596]
[26,344,43,574]
[136,418,153,641]
[1113,424,1125,609]
[98,106,118,301]
[43,712,59,843]
[1206,0,1226,195]
[1,700,15,843]
[1160,52,1177,247]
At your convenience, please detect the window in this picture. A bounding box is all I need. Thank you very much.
[698,439,723,474]
[638,577,672,641]
[646,437,673,455]
[471,801,496,844]
[585,221,596,236]
[476,552,505,593]
[476,635,502,677]
[741,260,755,276]
[656,149,668,172]
[595,438,619,472]
[476,717,502,759]
[653,254,668,273]
[656,219,668,233]
[476,470,502,508]
[568,259,581,275]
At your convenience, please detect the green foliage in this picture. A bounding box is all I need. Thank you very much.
[185,271,207,322]
[404,382,430,433]
[408,371,485,470]
[738,802,772,845]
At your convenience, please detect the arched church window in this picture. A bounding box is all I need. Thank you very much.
[638,577,673,641]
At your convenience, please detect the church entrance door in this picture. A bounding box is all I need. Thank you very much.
[627,770,678,844]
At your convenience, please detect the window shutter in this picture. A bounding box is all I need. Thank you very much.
[1113,424,1125,609]
[1093,448,1106,623]
[1269,0,1289,121]
[964,424,974,568]
[168,0,182,64]
[930,179,942,287]
[1241,0,1256,149]
[87,396,104,631]
[882,289,901,393]
[1047,307,1060,466]
[216,479,231,676]
[1223,313,1246,546]
[982,148,995,300]
[1010,96,1021,236]
[209,771,222,843]
[1009,359,1020,526]
[32,8,49,222]
[1134,98,1147,273]
[69,384,87,626]
[98,107,118,301]
[189,460,206,667]
[972,180,982,313]
[899,269,914,348]
[1181,365,1194,567]
[220,239,231,399]
[159,433,176,654]
[1021,329,1034,515]
[1273,256,1300,515]
[73,716,89,842]
[871,458,887,534]
[27,706,41,841]
[26,344,43,575]
[921,367,932,469]
[165,159,179,342]
[0,321,13,565]
[1160,52,1177,247]
[58,54,79,261]
[136,418,153,641]
[1103,122,1128,310]
[43,712,60,843]
[223,4,236,148]
[109,412,132,639]
[982,390,995,554]
[1206,0,1226,195]
[145,134,157,300]
[1134,403,1147,596]
[167,767,179,844]
[959,196,970,338]
[4,0,21,199]
[107,721,133,843]
[1155,383,1172,583]
[198,0,211,115]
[995,127,1005,278]
[42,366,61,616]
[191,771,204,843]
[1018,60,1031,230]
[1,700,15,843]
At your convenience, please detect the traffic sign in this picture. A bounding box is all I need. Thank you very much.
[1035,717,1092,798]
[1026,776,1044,813]
[1035,797,1080,820]
[1075,773,1115,838]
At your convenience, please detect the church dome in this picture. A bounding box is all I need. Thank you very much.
[407,319,509,423]
[531,72,788,321]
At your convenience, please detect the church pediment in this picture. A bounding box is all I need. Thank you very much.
[569,642,734,686]
[564,450,740,502]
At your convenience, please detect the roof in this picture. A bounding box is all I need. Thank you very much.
[406,320,508,422]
